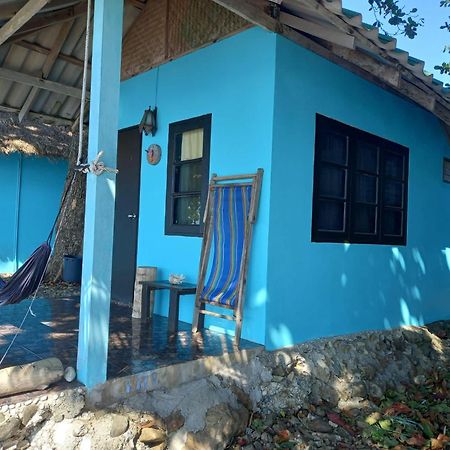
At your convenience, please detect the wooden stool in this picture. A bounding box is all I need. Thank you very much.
[132,266,156,319]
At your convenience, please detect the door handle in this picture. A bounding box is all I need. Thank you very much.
[127,214,137,219]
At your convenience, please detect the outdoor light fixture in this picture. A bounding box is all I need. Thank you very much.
[139,106,157,136]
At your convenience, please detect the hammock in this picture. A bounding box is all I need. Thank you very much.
[0,242,51,306]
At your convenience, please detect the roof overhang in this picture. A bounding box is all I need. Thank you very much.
[213,0,450,126]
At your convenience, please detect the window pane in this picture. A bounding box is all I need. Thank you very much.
[384,152,404,179]
[174,196,201,225]
[383,209,403,236]
[175,129,204,161]
[356,142,378,173]
[320,133,347,165]
[355,174,377,204]
[317,200,345,232]
[319,166,346,198]
[353,205,377,234]
[384,181,403,207]
[175,161,202,193]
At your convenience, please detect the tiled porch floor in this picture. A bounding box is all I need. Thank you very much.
[0,296,258,378]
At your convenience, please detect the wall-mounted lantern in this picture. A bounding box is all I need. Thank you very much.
[139,106,157,136]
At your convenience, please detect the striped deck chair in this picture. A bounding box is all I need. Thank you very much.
[192,169,263,347]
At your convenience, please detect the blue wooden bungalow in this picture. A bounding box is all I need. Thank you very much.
[0,0,449,389]
[0,116,69,275]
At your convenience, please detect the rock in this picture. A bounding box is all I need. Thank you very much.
[17,439,30,449]
[72,420,88,437]
[367,383,384,399]
[230,385,253,410]
[138,427,166,445]
[272,366,286,377]
[165,410,184,434]
[149,444,166,450]
[21,404,38,426]
[413,374,426,385]
[306,418,333,433]
[184,403,249,450]
[0,417,21,441]
[50,390,84,421]
[110,414,129,438]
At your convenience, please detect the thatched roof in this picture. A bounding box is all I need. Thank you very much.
[0,113,76,159]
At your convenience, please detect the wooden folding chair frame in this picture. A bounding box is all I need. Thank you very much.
[192,169,263,347]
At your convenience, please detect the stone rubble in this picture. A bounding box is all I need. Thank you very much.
[0,321,448,450]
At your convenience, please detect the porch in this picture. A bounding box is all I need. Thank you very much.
[0,293,258,383]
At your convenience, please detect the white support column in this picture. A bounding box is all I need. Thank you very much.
[77,0,124,388]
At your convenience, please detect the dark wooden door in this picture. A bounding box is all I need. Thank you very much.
[112,126,142,305]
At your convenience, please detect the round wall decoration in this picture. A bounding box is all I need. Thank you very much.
[146,144,162,165]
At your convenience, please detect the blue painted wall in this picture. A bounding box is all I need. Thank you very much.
[0,154,68,274]
[119,28,277,345]
[266,35,450,349]
[0,154,20,274]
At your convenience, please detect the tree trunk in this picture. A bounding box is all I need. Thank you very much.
[46,149,86,282]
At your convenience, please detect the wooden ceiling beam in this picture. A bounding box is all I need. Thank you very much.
[2,1,87,46]
[126,0,147,11]
[279,11,354,49]
[19,20,74,122]
[0,66,86,99]
[0,0,51,46]
[14,40,88,69]
[0,104,73,125]
[0,1,81,20]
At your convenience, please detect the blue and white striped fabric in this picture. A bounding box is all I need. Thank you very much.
[201,185,252,308]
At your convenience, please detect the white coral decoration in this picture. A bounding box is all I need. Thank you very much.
[64,366,76,382]
[169,274,185,285]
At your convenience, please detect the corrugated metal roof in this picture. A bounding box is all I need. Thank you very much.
[0,0,141,126]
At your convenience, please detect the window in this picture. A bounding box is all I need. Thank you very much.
[165,114,211,236]
[312,115,409,245]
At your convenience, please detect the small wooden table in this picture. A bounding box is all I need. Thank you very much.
[139,280,197,333]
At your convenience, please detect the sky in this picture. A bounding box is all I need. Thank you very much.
[342,0,450,84]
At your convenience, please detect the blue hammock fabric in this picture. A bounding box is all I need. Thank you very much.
[0,242,51,306]
[201,185,252,308]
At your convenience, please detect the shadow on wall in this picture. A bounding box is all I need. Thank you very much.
[267,242,450,349]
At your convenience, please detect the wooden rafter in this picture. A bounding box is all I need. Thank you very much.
[0,66,86,99]
[3,1,87,46]
[126,0,147,11]
[14,40,88,69]
[279,11,354,49]
[0,104,73,125]
[211,0,450,125]
[19,20,74,122]
[0,1,82,20]
[298,0,449,105]
[0,0,51,46]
